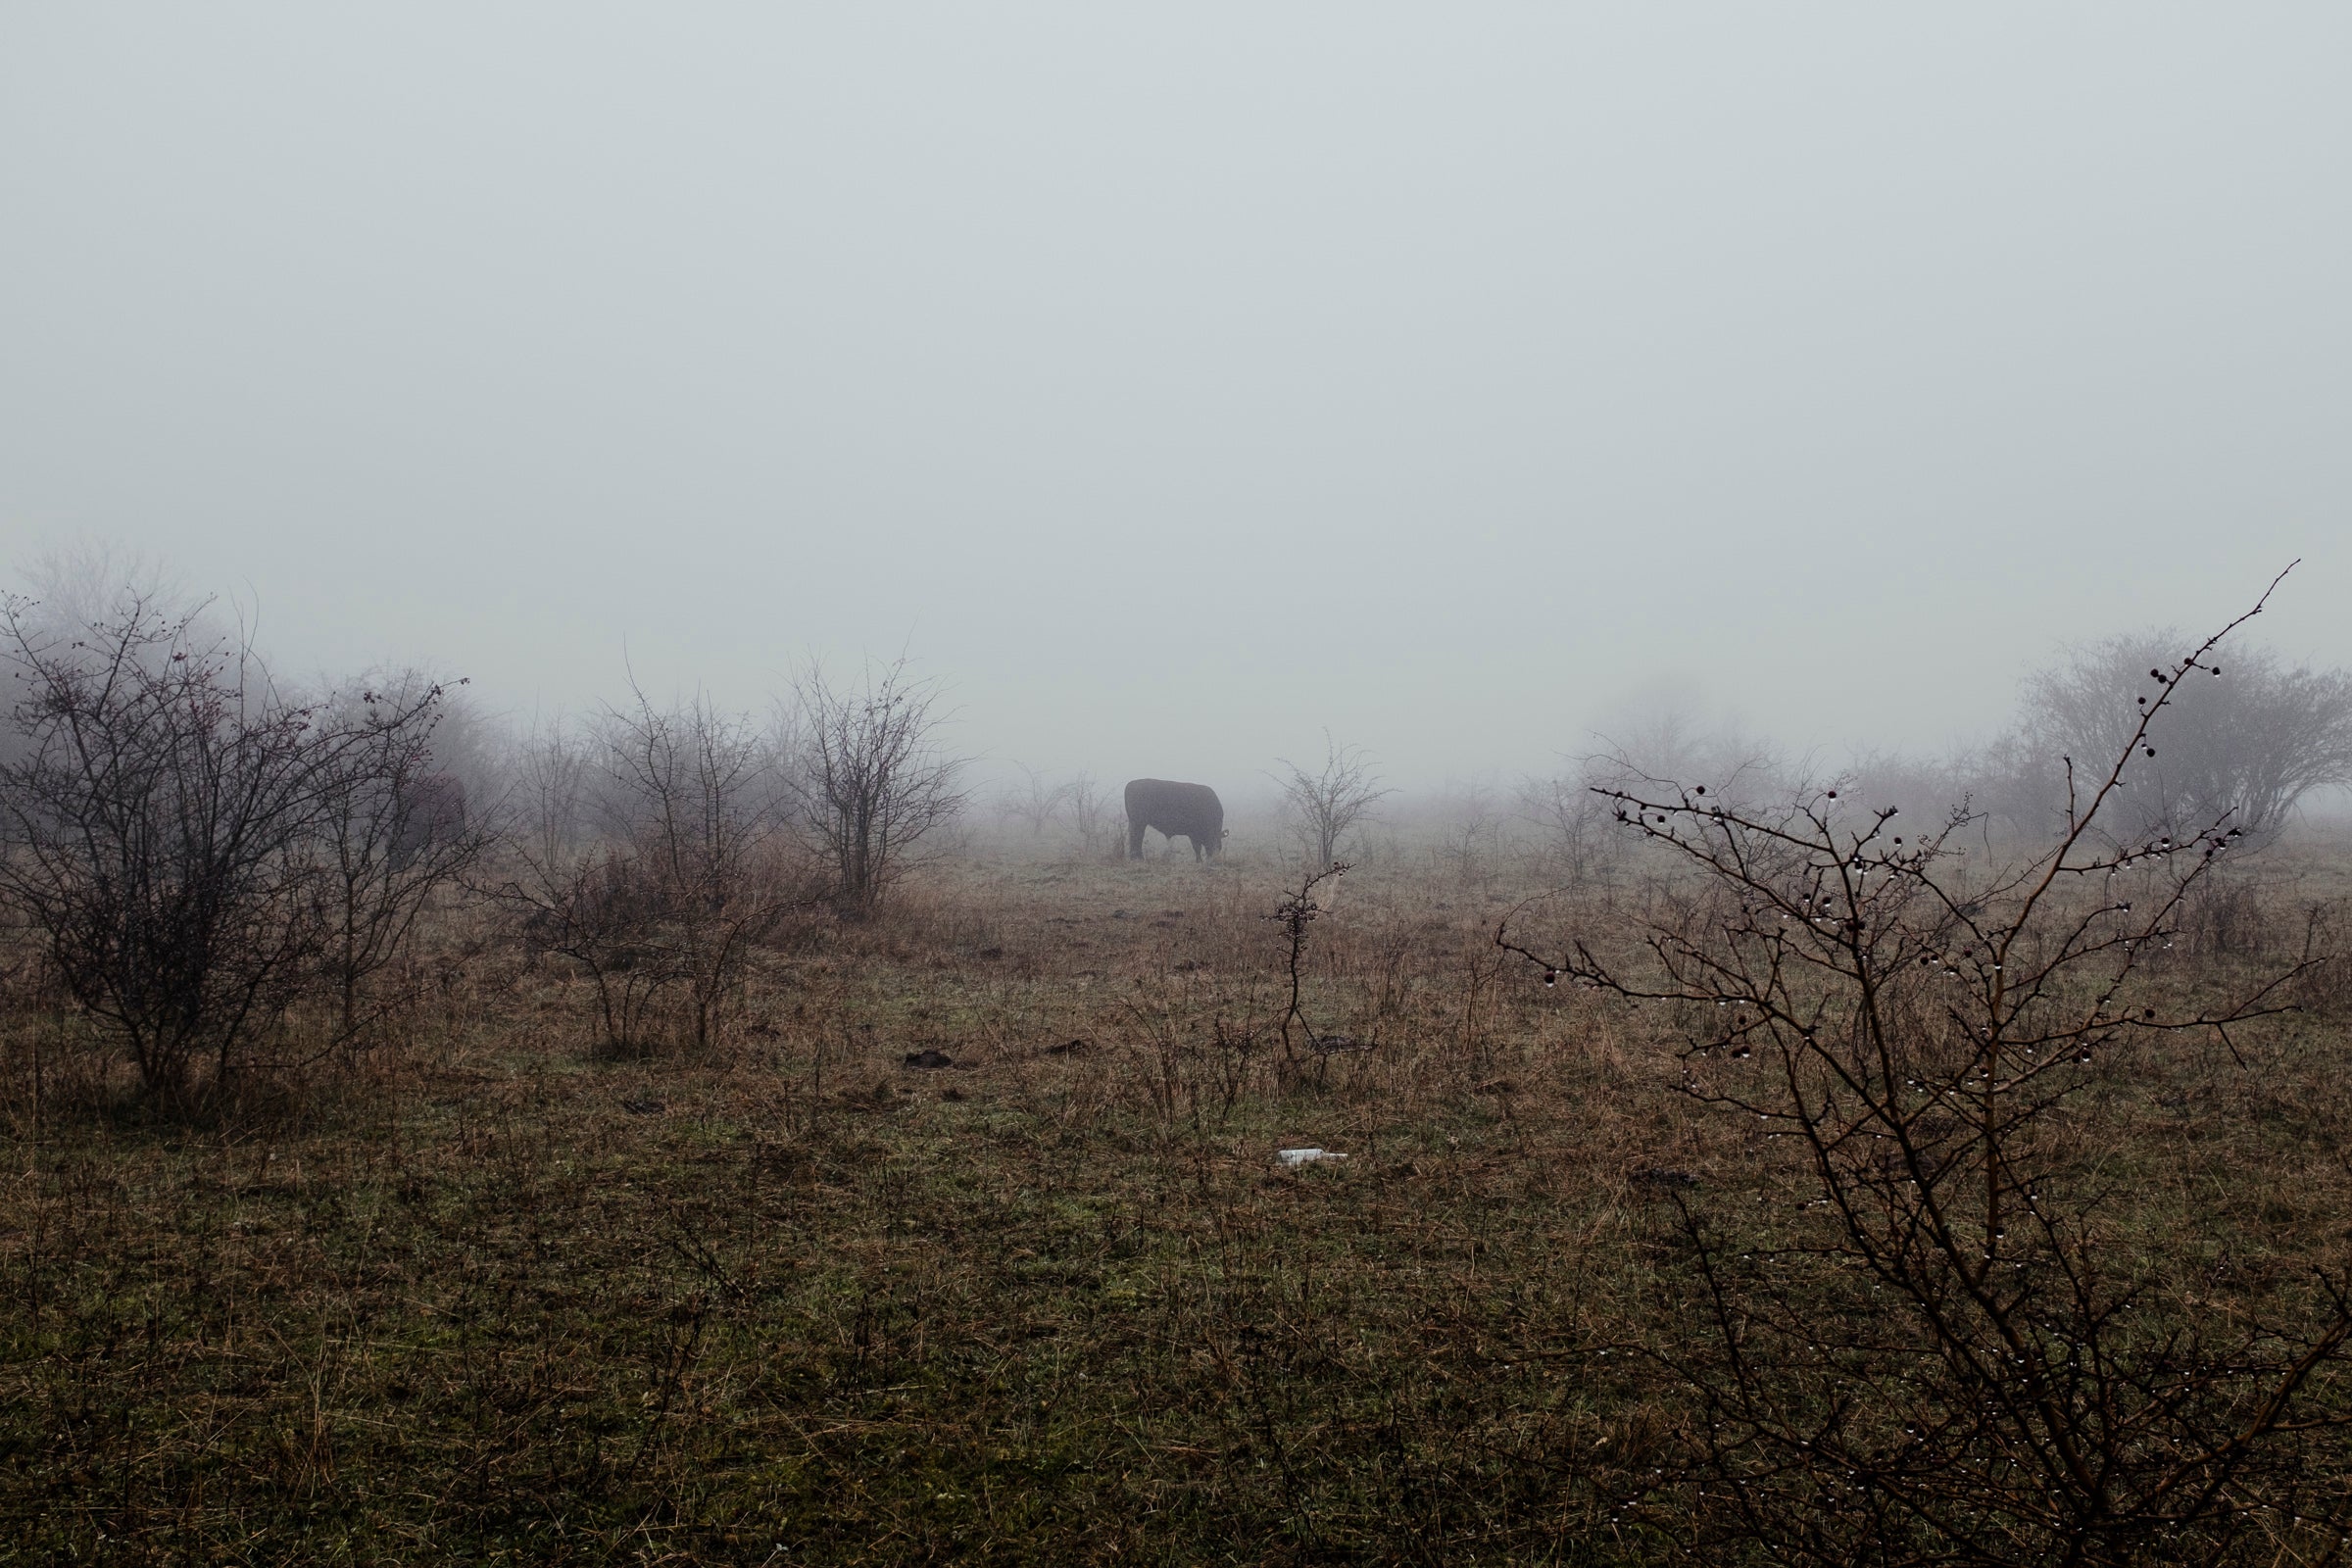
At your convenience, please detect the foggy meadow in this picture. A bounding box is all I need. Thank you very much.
[7,9,2352,1565]
[8,544,2352,1564]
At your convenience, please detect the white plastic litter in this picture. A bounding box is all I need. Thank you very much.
[1276,1148,1348,1167]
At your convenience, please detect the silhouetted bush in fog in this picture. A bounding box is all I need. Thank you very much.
[1274,731,1391,867]
[0,592,470,1103]
[997,763,1072,839]
[1519,694,1788,891]
[486,690,812,1054]
[309,669,493,1037]
[788,659,968,918]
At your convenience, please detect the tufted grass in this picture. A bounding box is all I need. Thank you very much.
[4,837,2351,1563]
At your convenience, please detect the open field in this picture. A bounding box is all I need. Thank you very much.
[7,835,2352,1565]
[11,5,2352,1560]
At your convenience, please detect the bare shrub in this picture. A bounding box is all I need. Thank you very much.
[484,719,668,1053]
[1584,681,1785,806]
[1524,692,1783,891]
[1267,860,1351,1074]
[1500,569,2352,1562]
[487,692,809,1054]
[311,672,493,1036]
[1064,770,1117,860]
[1275,731,1392,867]
[789,659,968,918]
[0,592,464,1103]
[1519,766,1626,889]
[998,763,1072,839]
[2289,898,2352,1017]
[1417,776,1504,888]
[599,688,808,1049]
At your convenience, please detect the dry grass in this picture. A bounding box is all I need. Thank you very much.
[3,836,2350,1563]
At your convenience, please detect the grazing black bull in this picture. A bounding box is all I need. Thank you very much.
[1124,778,1225,861]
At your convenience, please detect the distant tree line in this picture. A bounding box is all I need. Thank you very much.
[1521,629,2352,882]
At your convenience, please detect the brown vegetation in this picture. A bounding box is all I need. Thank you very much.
[7,579,2352,1562]
[3,818,2350,1562]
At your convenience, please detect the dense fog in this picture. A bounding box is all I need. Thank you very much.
[5,7,2349,797]
[17,21,2352,1557]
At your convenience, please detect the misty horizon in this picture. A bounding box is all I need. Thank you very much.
[6,8,2347,795]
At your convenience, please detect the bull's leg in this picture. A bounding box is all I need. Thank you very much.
[1128,816,1147,859]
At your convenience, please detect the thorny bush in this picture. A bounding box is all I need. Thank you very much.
[1501,567,2352,1565]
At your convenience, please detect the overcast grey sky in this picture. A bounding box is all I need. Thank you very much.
[4,6,2346,791]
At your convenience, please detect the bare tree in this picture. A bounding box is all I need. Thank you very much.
[1064,770,1114,859]
[1518,765,1625,888]
[1499,567,2352,1561]
[999,762,1072,838]
[8,537,187,643]
[2016,623,2352,847]
[485,690,808,1054]
[1520,691,1781,888]
[0,540,194,778]
[1419,775,1503,887]
[481,718,672,1054]
[599,687,804,1048]
[1582,681,1785,807]
[0,591,457,1102]
[788,659,968,918]
[1274,731,1392,867]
